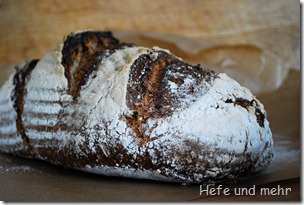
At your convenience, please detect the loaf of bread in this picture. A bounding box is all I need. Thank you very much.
[0,31,273,183]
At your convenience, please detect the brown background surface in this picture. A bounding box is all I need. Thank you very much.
[0,0,301,202]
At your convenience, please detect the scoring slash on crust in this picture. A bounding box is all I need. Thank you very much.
[126,50,216,146]
[0,30,274,183]
[61,31,134,99]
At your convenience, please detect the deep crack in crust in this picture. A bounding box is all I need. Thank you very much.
[0,31,273,183]
[11,60,39,153]
[61,31,133,99]
[60,31,218,146]
[126,51,216,145]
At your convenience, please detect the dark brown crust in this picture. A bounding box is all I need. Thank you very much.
[61,31,133,100]
[19,134,264,183]
[225,98,265,127]
[11,59,39,152]
[126,51,179,145]
[126,51,216,145]
[0,31,272,184]
[127,52,179,119]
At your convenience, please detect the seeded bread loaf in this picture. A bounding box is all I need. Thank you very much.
[0,31,274,183]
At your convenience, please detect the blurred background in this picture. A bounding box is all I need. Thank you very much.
[0,0,301,201]
[0,0,300,73]
[0,0,300,95]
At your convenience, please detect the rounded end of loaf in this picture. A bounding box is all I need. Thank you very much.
[0,30,274,184]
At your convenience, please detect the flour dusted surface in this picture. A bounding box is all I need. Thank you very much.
[0,30,274,183]
[78,72,273,182]
[144,73,272,176]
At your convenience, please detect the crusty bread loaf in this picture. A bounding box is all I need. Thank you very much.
[0,31,273,183]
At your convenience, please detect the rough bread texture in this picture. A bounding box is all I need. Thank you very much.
[0,31,274,183]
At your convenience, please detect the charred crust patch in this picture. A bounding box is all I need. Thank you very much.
[61,31,133,100]
[11,59,39,151]
[225,98,265,127]
[126,51,216,145]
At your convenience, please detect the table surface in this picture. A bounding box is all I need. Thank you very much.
[0,68,300,202]
[0,0,301,202]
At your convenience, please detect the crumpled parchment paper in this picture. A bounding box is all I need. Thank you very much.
[0,31,300,201]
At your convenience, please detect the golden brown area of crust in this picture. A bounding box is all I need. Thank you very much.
[61,31,133,100]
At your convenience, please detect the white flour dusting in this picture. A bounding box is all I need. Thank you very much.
[0,32,274,183]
